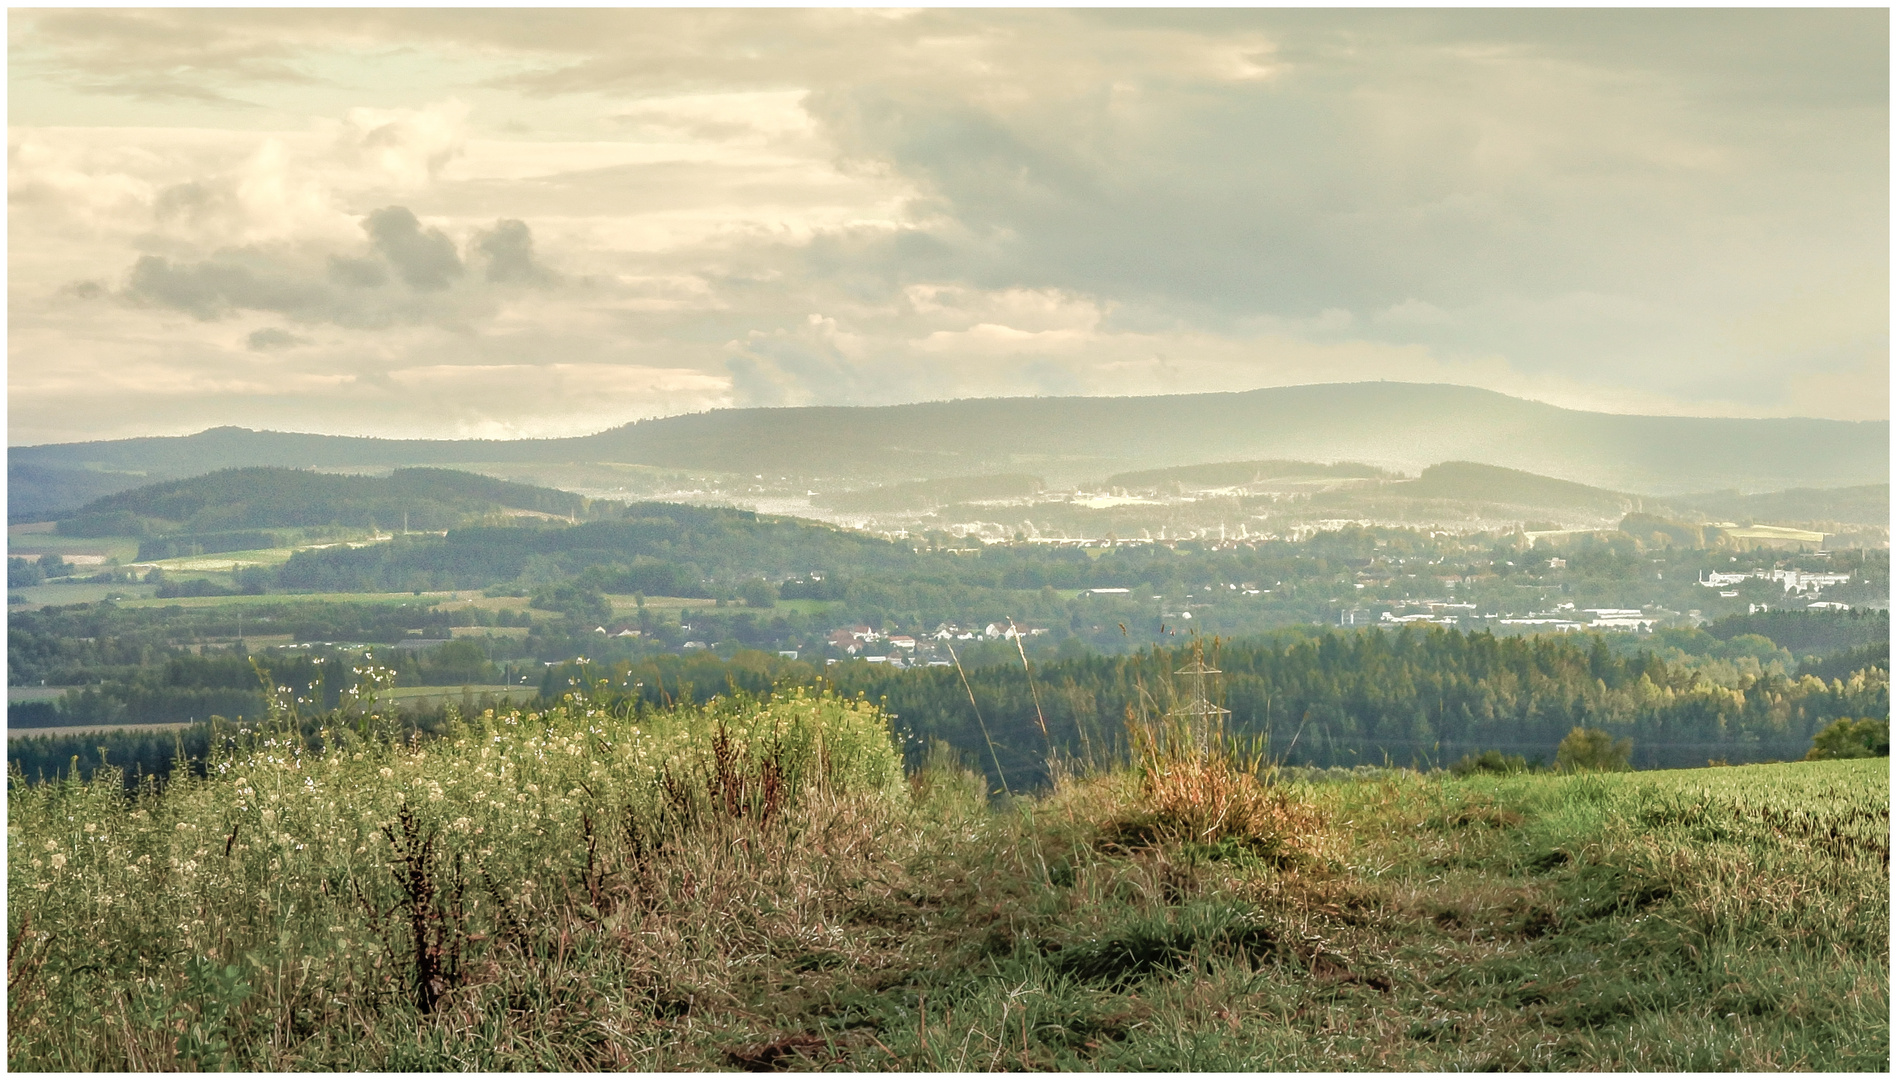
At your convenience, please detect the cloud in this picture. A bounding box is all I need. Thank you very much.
[136,137,355,248]
[474,219,555,285]
[326,254,388,289]
[114,205,555,327]
[11,8,320,105]
[363,206,463,291]
[127,250,329,321]
[332,99,469,189]
[7,10,1888,441]
[725,316,865,408]
[246,326,307,351]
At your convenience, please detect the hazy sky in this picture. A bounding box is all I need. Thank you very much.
[8,8,1888,445]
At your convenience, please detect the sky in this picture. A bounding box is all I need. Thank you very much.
[7,8,1889,445]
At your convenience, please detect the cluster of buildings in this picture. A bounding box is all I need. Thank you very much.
[820,620,1049,667]
[1698,568,1852,594]
[1373,601,1662,633]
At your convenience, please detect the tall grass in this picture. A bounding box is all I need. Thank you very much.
[8,686,902,1068]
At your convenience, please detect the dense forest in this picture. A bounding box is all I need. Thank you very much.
[16,616,1885,789]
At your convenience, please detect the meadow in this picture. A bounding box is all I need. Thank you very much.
[6,682,1888,1071]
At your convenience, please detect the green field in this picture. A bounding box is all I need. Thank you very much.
[8,583,156,609]
[599,593,831,619]
[7,684,1885,1071]
[6,532,143,564]
[108,590,488,611]
[603,594,723,615]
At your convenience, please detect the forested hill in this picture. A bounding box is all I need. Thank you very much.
[13,383,1888,499]
[1389,462,1636,515]
[270,502,916,595]
[1665,484,1892,527]
[55,467,600,538]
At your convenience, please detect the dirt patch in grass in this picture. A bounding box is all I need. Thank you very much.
[725,1033,841,1071]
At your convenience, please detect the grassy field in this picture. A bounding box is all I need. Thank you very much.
[6,691,1887,1071]
[109,590,488,611]
[6,533,144,563]
[604,594,725,616]
[8,583,156,609]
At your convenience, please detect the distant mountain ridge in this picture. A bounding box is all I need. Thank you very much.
[10,383,1887,520]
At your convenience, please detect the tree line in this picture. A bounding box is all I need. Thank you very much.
[543,624,1889,785]
[14,624,1885,791]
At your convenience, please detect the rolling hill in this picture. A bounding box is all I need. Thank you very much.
[53,467,605,540]
[1662,484,1891,527]
[10,383,1888,521]
[1388,461,1637,516]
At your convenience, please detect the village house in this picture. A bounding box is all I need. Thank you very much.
[982,622,1047,639]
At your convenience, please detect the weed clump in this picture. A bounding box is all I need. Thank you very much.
[1556,726,1634,772]
[1119,641,1319,860]
[1806,716,1890,760]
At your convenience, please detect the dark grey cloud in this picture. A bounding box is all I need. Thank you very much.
[474,219,554,285]
[363,206,463,291]
[127,251,329,321]
[326,255,389,289]
[114,208,564,329]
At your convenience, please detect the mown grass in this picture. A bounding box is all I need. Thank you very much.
[7,687,1887,1071]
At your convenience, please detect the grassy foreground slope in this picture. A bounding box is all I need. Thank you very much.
[7,692,1887,1071]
